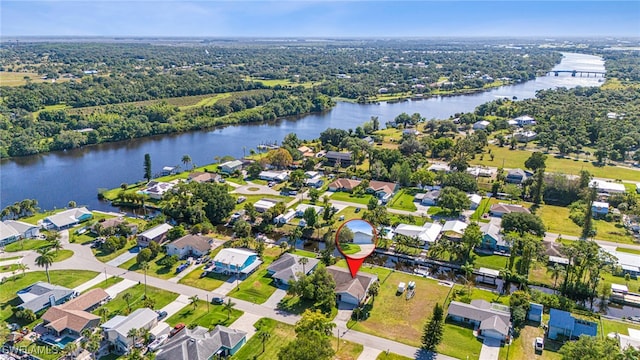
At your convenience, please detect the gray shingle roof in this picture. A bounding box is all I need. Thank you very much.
[267,253,320,283]
[326,266,377,301]
[156,325,246,360]
[447,300,511,335]
[17,281,74,313]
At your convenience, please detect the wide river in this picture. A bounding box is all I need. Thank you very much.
[1,52,605,211]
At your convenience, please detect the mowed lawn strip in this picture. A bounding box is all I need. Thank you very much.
[388,189,418,212]
[165,300,243,329]
[349,272,451,347]
[229,259,277,304]
[118,252,183,279]
[84,277,125,293]
[4,239,51,252]
[179,265,231,291]
[94,283,178,317]
[438,321,483,360]
[330,191,375,205]
[377,352,413,360]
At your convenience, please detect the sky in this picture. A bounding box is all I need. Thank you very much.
[345,219,374,236]
[1,1,639,38]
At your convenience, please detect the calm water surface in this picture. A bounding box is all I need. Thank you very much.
[1,52,605,210]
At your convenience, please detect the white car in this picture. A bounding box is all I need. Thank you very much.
[148,334,169,352]
[534,337,544,352]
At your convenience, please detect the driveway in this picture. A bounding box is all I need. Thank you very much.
[106,247,139,267]
[158,294,190,318]
[168,263,198,283]
[263,288,287,309]
[215,276,242,296]
[229,312,262,340]
[105,278,137,298]
[358,347,382,360]
[480,338,502,360]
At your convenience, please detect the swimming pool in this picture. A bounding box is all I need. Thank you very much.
[42,335,76,349]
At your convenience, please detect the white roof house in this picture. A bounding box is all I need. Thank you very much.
[259,170,289,182]
[254,199,280,213]
[213,248,256,266]
[295,204,324,217]
[473,120,490,130]
[274,210,296,224]
[102,308,158,352]
[467,194,482,209]
[394,222,443,247]
[44,207,93,229]
[441,220,468,236]
[137,223,173,247]
[0,222,20,245]
[589,179,626,194]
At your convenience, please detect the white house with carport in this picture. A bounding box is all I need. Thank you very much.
[101,308,158,353]
[219,160,243,174]
[137,223,173,247]
[393,222,443,249]
[165,234,212,259]
[589,179,626,195]
[258,170,289,182]
[254,199,280,213]
[43,207,93,230]
[0,220,40,246]
[274,210,296,224]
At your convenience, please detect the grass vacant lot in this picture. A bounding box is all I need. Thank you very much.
[438,321,483,360]
[119,252,185,279]
[474,253,509,270]
[165,300,243,329]
[0,271,98,328]
[537,204,635,243]
[232,318,363,360]
[94,283,178,317]
[229,259,277,304]
[471,145,640,182]
[330,191,375,205]
[388,189,418,212]
[0,71,71,86]
[4,239,50,252]
[51,249,74,262]
[348,271,452,347]
[179,266,231,291]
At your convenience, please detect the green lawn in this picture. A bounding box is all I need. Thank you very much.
[339,243,361,255]
[470,198,498,221]
[376,352,412,360]
[0,270,98,327]
[93,239,138,263]
[85,277,124,292]
[474,253,509,270]
[388,189,417,212]
[471,145,640,182]
[51,249,74,262]
[617,247,640,255]
[499,324,561,360]
[94,283,178,317]
[229,260,278,304]
[165,299,243,329]
[347,271,451,347]
[537,204,635,243]
[179,266,231,291]
[118,252,184,279]
[0,263,22,273]
[438,321,483,360]
[4,239,50,252]
[330,191,375,205]
[601,318,640,336]
[12,338,63,360]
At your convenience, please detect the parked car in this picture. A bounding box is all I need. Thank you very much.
[175,263,188,274]
[534,337,544,352]
[289,190,297,195]
[355,207,361,213]
[211,296,225,305]
[147,334,168,352]
[8,323,19,331]
[156,310,168,320]
[170,323,185,337]
[237,196,247,204]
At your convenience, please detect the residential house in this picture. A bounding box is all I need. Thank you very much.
[43,207,93,230]
[187,172,220,184]
[480,222,509,252]
[274,210,296,225]
[592,201,609,218]
[295,204,324,217]
[305,177,324,188]
[402,129,421,136]
[17,281,76,313]
[41,289,109,337]
[137,223,173,247]
[92,218,138,235]
[0,220,39,246]
[393,222,443,248]
[609,329,640,352]
[548,308,598,340]
[467,194,482,210]
[155,325,247,360]
[414,190,440,206]
[161,166,177,176]
[428,163,451,173]
[489,203,531,217]
[326,266,378,306]
[589,179,626,195]
[304,171,320,179]
[473,120,490,130]
[253,198,280,213]
[511,115,536,127]
[362,136,374,145]
[528,303,543,323]
[325,151,353,167]
[367,181,398,202]
[514,130,538,142]
[447,300,512,342]
[166,234,212,259]
[101,308,158,353]
[505,168,529,184]
[212,248,262,277]
[140,180,178,200]
[328,178,361,192]
[298,146,316,158]
[219,160,243,174]
[258,170,289,182]
[441,220,468,239]
[267,253,320,288]
[467,167,496,178]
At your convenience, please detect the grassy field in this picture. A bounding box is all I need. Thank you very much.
[474,253,510,270]
[0,71,71,86]
[4,239,51,252]
[348,272,452,347]
[94,283,178,317]
[51,249,74,262]
[118,252,185,279]
[438,321,483,360]
[165,299,243,329]
[600,317,640,336]
[231,317,363,360]
[179,266,231,291]
[229,258,278,304]
[471,145,640,182]
[536,204,635,243]
[388,189,418,212]
[376,352,412,360]
[330,192,375,205]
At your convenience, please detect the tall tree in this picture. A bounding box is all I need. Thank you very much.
[140,261,150,298]
[258,330,271,354]
[181,154,192,170]
[35,247,55,283]
[581,185,598,239]
[144,153,152,182]
[223,298,236,320]
[189,295,199,310]
[421,303,444,352]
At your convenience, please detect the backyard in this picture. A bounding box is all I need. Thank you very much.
[93,283,178,317]
[165,299,243,329]
[330,191,375,205]
[179,266,231,291]
[388,189,418,212]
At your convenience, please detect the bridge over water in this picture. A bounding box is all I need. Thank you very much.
[544,69,606,77]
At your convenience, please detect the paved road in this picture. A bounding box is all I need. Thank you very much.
[74,273,113,293]
[106,247,139,267]
[479,338,501,360]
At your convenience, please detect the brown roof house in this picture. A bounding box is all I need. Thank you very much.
[41,289,109,338]
[188,172,221,184]
[92,218,138,235]
[328,179,361,192]
[489,203,531,217]
[165,234,212,259]
[366,180,398,202]
[326,266,378,306]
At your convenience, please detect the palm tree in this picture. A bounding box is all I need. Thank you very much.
[98,307,110,323]
[367,281,380,303]
[257,330,271,353]
[123,292,133,312]
[279,241,288,255]
[35,248,55,283]
[499,268,513,295]
[547,264,565,289]
[140,261,149,298]
[223,299,236,321]
[127,328,138,348]
[182,154,192,170]
[460,262,474,293]
[16,263,28,277]
[298,257,309,274]
[62,342,77,359]
[189,295,199,310]
[49,238,63,254]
